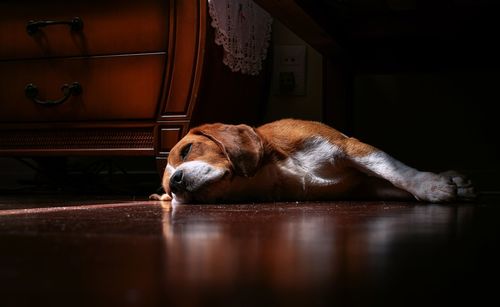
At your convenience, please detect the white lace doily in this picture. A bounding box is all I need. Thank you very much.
[208,0,273,75]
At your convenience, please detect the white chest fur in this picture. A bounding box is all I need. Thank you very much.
[232,137,355,201]
[279,137,345,186]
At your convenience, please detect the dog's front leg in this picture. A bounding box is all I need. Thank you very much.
[341,138,475,202]
[149,193,172,201]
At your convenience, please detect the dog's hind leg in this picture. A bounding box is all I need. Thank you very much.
[339,137,475,202]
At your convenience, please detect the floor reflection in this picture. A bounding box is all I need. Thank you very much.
[0,197,494,307]
[161,202,480,306]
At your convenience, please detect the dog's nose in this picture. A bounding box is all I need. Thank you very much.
[169,170,185,193]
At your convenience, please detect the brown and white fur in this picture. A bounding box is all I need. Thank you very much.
[151,119,475,205]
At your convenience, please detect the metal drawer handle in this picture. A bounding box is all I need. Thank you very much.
[26,17,83,35]
[25,82,82,106]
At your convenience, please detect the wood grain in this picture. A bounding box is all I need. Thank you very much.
[0,54,165,122]
[0,0,168,60]
[0,197,498,306]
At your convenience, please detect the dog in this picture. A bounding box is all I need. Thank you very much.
[150,119,475,205]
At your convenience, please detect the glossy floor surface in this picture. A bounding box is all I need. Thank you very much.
[1,195,499,307]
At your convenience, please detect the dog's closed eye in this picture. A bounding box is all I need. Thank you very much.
[180,143,192,161]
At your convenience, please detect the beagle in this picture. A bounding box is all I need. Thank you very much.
[151,119,475,205]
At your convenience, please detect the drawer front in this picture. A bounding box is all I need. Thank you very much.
[0,0,168,60]
[0,54,165,122]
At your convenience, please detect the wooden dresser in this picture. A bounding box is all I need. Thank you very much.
[0,0,268,175]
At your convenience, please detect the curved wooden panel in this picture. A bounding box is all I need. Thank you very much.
[159,0,206,119]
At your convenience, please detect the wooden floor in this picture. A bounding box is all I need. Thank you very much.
[1,194,499,307]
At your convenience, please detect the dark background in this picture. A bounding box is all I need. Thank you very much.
[1,0,499,196]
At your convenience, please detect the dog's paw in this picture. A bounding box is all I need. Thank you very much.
[149,193,172,201]
[439,170,476,201]
[412,171,476,203]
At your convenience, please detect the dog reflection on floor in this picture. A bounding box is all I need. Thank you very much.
[160,202,474,296]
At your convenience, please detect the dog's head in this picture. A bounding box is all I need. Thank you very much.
[162,123,264,204]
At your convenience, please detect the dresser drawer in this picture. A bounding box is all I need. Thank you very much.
[0,54,165,122]
[0,0,168,60]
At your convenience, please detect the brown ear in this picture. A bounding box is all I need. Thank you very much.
[194,123,264,177]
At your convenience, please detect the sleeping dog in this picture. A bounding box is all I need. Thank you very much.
[151,119,475,205]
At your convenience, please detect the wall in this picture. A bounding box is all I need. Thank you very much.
[264,20,323,122]
[351,72,500,192]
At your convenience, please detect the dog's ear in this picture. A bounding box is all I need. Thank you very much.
[194,124,264,177]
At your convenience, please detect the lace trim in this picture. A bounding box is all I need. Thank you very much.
[208,0,273,75]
